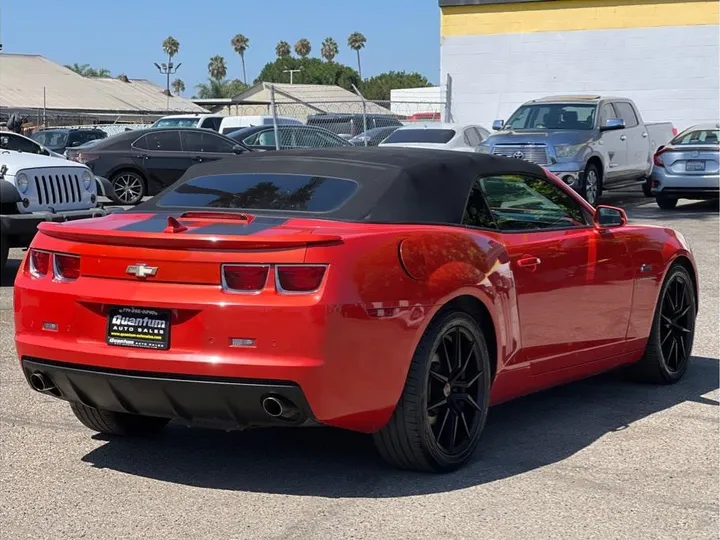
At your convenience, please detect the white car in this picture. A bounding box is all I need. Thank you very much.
[378,122,491,152]
[151,114,224,131]
[0,150,110,269]
[1,131,65,159]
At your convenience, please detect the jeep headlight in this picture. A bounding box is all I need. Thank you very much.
[81,169,93,190]
[555,144,585,158]
[16,172,29,193]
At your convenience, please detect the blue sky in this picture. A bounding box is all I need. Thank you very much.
[1,0,441,93]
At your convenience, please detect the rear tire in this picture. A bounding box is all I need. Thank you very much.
[110,170,146,205]
[373,310,492,473]
[628,264,696,384]
[70,402,169,436]
[656,195,678,210]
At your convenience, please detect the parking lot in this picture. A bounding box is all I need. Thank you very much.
[1,191,718,540]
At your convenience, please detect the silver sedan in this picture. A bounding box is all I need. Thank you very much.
[649,123,719,209]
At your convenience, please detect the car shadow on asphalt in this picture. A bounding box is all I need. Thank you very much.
[628,199,720,222]
[81,356,719,497]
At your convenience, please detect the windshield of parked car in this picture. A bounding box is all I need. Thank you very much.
[382,128,456,144]
[670,129,720,145]
[153,118,200,128]
[505,104,597,130]
[154,173,359,213]
[30,130,69,147]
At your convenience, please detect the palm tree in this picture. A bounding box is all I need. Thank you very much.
[275,41,291,59]
[231,33,250,84]
[161,36,181,97]
[172,79,186,96]
[347,32,367,80]
[208,55,227,81]
[294,38,311,58]
[65,63,90,75]
[320,37,339,62]
[64,64,111,77]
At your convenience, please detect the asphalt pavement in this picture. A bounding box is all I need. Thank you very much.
[1,191,718,540]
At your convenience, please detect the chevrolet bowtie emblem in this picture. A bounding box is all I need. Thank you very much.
[126,264,158,278]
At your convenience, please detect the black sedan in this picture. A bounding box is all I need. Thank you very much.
[226,124,351,151]
[73,128,249,205]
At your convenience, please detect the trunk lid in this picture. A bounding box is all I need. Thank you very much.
[36,211,342,284]
[660,145,719,176]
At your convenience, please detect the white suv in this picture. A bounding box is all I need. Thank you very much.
[0,149,110,269]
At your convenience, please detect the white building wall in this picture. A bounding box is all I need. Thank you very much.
[390,86,446,115]
[441,25,719,131]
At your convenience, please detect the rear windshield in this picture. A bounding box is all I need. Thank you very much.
[31,131,68,147]
[383,128,456,144]
[671,129,719,145]
[154,173,358,213]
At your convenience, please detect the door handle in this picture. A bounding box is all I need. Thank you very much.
[642,132,648,138]
[517,256,542,269]
[133,154,149,159]
[620,135,627,141]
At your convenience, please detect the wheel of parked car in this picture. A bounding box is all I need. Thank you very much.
[70,402,170,436]
[629,263,696,384]
[581,163,602,206]
[373,309,492,472]
[656,196,678,210]
[110,170,146,205]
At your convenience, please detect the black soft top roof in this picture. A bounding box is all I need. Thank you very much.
[138,147,546,224]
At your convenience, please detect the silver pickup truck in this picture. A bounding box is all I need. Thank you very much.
[478,96,675,205]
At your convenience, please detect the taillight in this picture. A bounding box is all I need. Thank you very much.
[276,265,327,293]
[222,264,269,292]
[29,249,50,277]
[54,253,81,280]
[75,152,97,164]
[653,146,668,167]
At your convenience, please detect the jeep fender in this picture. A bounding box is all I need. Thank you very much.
[0,179,22,205]
[95,176,114,198]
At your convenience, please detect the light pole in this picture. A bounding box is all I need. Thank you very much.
[282,68,302,84]
[154,61,182,112]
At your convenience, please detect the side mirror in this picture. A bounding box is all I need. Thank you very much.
[231,144,245,154]
[600,118,626,131]
[492,120,504,131]
[594,205,628,228]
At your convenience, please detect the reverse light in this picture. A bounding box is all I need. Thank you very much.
[276,265,327,293]
[54,253,81,280]
[222,264,269,292]
[29,249,50,277]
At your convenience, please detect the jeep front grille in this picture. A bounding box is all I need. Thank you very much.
[33,173,83,206]
[492,144,550,165]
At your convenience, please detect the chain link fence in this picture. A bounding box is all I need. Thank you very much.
[0,107,157,137]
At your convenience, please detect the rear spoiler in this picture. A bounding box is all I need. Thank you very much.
[36,221,343,250]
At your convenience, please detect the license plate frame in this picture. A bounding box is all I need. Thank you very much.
[685,160,706,172]
[106,306,171,350]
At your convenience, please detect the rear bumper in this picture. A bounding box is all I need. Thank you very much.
[650,168,720,198]
[21,357,315,428]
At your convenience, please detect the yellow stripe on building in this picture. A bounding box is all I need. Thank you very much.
[441,0,719,36]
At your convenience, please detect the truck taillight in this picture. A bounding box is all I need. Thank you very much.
[29,249,51,277]
[54,253,81,280]
[222,264,269,292]
[276,265,327,293]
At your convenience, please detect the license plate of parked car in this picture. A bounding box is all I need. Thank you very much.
[685,161,706,171]
[106,306,171,350]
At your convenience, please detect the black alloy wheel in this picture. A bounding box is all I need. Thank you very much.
[630,264,696,384]
[111,171,146,205]
[373,310,491,472]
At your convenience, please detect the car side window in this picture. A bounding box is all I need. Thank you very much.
[141,131,182,152]
[463,180,497,229]
[0,133,43,154]
[598,103,618,127]
[478,174,590,232]
[613,102,639,128]
[463,128,481,147]
[181,131,235,153]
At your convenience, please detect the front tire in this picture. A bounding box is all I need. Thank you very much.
[629,264,696,384]
[656,195,678,210]
[70,402,169,436]
[373,310,492,472]
[581,163,602,206]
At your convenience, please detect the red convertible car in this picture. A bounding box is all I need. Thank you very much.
[14,147,698,473]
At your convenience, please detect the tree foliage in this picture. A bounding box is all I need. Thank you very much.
[194,78,248,99]
[275,41,291,58]
[64,64,111,77]
[360,71,433,101]
[294,38,311,58]
[208,55,228,80]
[171,79,186,96]
[255,57,360,90]
[162,36,180,59]
[320,37,339,62]
[347,32,367,79]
